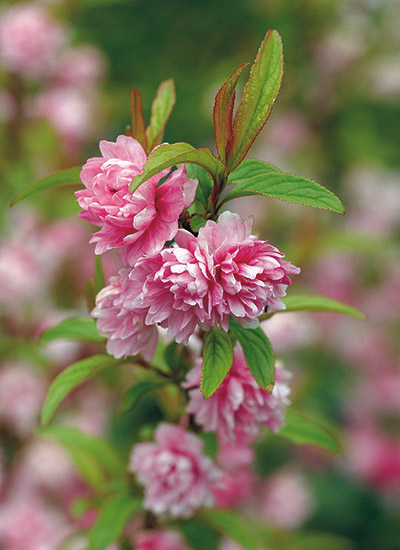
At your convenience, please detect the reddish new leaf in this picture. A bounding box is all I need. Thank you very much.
[129,88,147,150]
[226,30,283,172]
[213,63,249,163]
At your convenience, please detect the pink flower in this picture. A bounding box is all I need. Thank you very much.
[0,363,46,437]
[91,269,159,361]
[93,211,299,358]
[134,529,188,550]
[0,492,70,550]
[0,4,65,78]
[129,423,220,518]
[76,135,197,265]
[182,351,291,441]
[34,87,94,150]
[260,469,314,529]
[55,45,106,89]
[213,469,255,509]
[174,211,300,330]
[346,424,400,492]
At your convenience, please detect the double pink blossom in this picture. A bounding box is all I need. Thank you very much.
[91,269,159,361]
[133,529,188,550]
[129,423,220,518]
[182,351,291,441]
[76,135,197,265]
[0,4,65,78]
[93,211,299,358]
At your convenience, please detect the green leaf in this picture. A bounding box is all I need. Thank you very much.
[228,158,280,182]
[10,166,81,206]
[39,425,125,491]
[200,509,257,550]
[88,492,142,550]
[281,295,366,319]
[146,79,176,149]
[229,318,275,391]
[226,30,283,172]
[224,166,345,214]
[201,432,219,460]
[39,316,105,345]
[201,328,234,398]
[41,355,121,425]
[120,380,168,414]
[94,255,106,293]
[129,88,147,149]
[190,215,207,232]
[213,62,249,163]
[130,142,224,192]
[186,164,213,208]
[279,408,341,452]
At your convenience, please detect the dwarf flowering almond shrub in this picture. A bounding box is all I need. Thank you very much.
[11,29,365,550]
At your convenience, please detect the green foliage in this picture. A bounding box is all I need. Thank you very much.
[201,431,219,460]
[10,167,81,206]
[224,160,345,214]
[279,408,341,453]
[94,255,107,293]
[41,355,122,425]
[130,142,224,192]
[146,79,176,149]
[39,425,125,491]
[120,380,168,414]
[213,62,249,163]
[39,316,105,345]
[186,164,213,209]
[88,492,142,550]
[229,318,275,391]
[201,327,234,398]
[228,158,280,181]
[190,214,207,232]
[281,295,366,320]
[226,30,283,172]
[200,509,257,550]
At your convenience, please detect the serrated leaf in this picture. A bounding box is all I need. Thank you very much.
[229,318,275,391]
[201,328,234,398]
[279,408,341,452]
[223,167,345,214]
[186,164,213,207]
[120,380,168,414]
[129,88,147,149]
[39,425,125,491]
[200,509,257,550]
[88,492,142,550]
[41,355,121,425]
[226,30,283,172]
[146,79,176,150]
[213,62,249,163]
[130,142,224,192]
[40,316,105,345]
[281,295,365,319]
[228,158,280,182]
[10,166,81,206]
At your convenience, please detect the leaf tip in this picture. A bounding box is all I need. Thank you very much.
[266,383,274,394]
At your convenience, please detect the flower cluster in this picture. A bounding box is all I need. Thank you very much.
[75,131,298,520]
[183,351,291,441]
[84,136,299,359]
[129,423,220,517]
[0,3,106,155]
